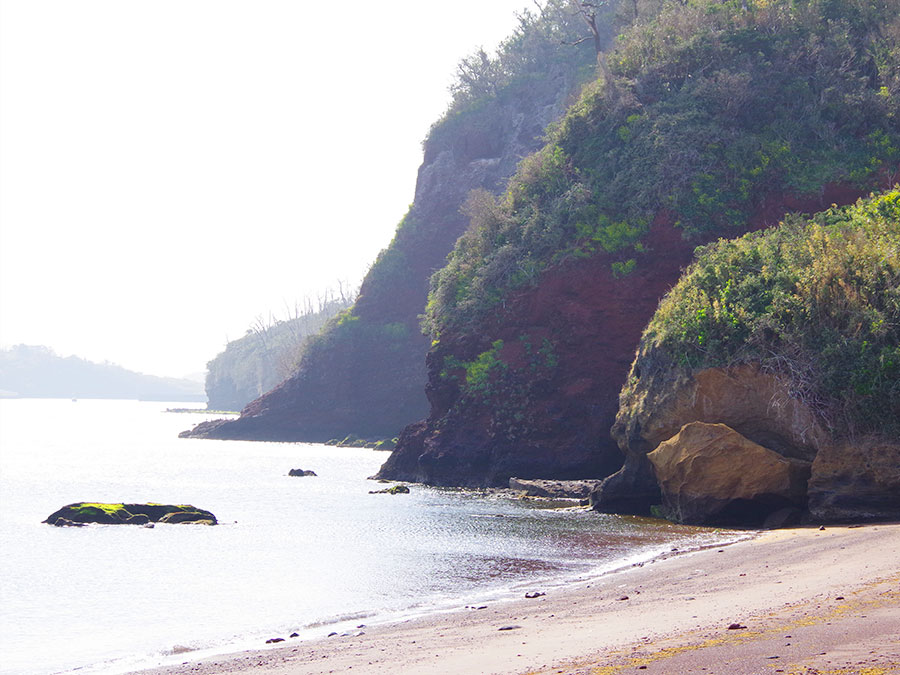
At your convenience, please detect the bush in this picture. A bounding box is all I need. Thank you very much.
[638,189,900,436]
[425,0,900,337]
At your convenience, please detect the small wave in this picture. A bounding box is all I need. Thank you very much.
[303,610,376,629]
[166,644,198,655]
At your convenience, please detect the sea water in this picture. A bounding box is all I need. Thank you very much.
[0,399,739,674]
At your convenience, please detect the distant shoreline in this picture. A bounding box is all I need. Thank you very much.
[0,345,205,401]
[132,523,900,675]
[0,394,207,403]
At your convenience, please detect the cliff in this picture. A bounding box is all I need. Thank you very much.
[378,0,900,486]
[204,297,352,412]
[183,3,602,441]
[376,219,697,485]
[594,192,900,524]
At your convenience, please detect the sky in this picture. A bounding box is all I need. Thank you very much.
[0,0,534,378]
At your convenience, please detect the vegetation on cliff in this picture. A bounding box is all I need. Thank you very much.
[627,189,900,438]
[205,292,354,411]
[425,0,900,336]
[293,0,603,390]
[598,189,900,523]
[190,1,609,441]
[379,0,898,489]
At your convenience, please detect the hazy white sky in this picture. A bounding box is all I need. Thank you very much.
[0,0,533,378]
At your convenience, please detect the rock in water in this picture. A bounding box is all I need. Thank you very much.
[43,503,217,526]
[288,468,317,477]
[50,517,85,527]
[647,422,810,525]
[156,511,216,525]
[368,485,410,494]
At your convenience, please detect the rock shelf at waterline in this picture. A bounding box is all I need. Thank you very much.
[43,502,218,527]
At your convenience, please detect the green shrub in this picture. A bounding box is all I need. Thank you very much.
[425,0,900,337]
[638,189,900,435]
[437,333,561,441]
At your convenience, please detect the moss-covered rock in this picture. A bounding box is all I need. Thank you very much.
[44,503,217,526]
[368,485,410,495]
[372,438,398,451]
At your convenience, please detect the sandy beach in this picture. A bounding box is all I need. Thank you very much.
[136,523,900,675]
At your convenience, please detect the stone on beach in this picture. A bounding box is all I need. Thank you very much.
[647,422,810,525]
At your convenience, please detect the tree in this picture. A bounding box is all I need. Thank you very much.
[568,0,618,94]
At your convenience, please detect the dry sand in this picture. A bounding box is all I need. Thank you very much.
[136,523,900,675]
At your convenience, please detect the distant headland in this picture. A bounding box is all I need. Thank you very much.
[0,344,205,401]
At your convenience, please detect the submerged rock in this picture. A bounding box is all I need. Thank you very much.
[368,485,410,494]
[125,513,151,525]
[157,511,216,525]
[49,517,86,528]
[43,503,218,526]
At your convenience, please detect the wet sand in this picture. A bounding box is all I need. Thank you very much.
[134,523,900,675]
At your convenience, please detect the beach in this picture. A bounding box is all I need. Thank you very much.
[135,522,900,675]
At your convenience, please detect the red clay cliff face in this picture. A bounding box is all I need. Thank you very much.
[377,220,697,486]
[377,184,882,487]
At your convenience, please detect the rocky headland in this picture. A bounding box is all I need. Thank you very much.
[186,0,899,529]
[594,193,900,525]
[181,7,601,443]
[375,0,899,526]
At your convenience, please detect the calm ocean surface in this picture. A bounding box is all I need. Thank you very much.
[0,399,741,674]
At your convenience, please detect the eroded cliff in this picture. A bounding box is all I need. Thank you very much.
[594,193,900,524]
[378,0,899,493]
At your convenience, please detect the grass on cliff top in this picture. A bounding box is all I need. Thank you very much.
[424,0,900,337]
[633,189,900,437]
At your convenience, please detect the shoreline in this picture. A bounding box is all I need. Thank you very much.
[132,522,900,675]
[122,517,749,673]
